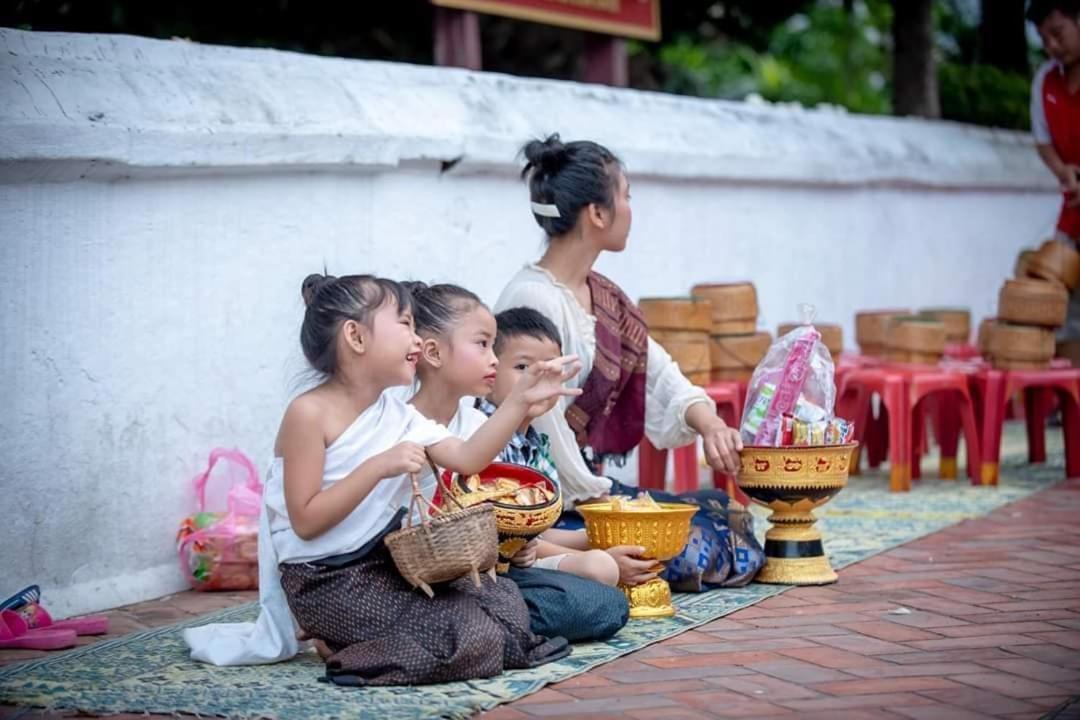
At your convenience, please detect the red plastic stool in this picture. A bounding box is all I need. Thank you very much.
[637,381,746,499]
[838,368,910,491]
[902,369,982,484]
[974,367,1080,484]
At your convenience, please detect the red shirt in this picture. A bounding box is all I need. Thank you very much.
[1033,60,1080,239]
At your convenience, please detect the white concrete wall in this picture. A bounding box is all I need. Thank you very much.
[0,28,1060,617]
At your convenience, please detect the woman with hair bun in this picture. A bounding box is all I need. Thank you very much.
[494,134,763,591]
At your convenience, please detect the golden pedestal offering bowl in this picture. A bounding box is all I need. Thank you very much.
[737,443,858,585]
[576,501,697,619]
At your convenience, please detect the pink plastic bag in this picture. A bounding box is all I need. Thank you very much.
[740,305,837,446]
[176,449,263,591]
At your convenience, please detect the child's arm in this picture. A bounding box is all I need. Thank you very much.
[1037,144,1080,208]
[429,355,582,474]
[280,398,426,541]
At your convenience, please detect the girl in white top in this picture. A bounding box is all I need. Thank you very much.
[494,134,743,508]
[403,281,632,643]
[185,273,580,685]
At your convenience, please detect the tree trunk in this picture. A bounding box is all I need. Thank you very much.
[977,0,1029,75]
[892,0,940,118]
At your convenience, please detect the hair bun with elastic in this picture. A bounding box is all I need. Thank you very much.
[522,133,568,176]
[301,273,335,307]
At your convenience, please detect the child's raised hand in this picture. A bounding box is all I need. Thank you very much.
[373,441,427,478]
[510,354,583,408]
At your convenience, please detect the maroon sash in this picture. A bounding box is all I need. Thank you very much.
[565,272,648,456]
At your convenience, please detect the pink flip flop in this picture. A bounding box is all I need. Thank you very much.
[13,601,109,636]
[0,610,77,650]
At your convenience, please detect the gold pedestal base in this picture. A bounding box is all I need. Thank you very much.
[756,553,838,585]
[622,576,675,618]
[757,523,838,586]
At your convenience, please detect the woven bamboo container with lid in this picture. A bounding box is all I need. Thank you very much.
[856,309,910,357]
[977,317,997,358]
[987,323,1056,370]
[1026,239,1080,290]
[640,297,712,387]
[919,308,971,344]
[778,323,843,358]
[690,282,758,335]
[639,297,712,332]
[1015,248,1037,279]
[886,316,946,364]
[997,279,1068,328]
[710,331,771,383]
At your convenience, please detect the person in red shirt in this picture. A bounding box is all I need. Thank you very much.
[1030,0,1080,360]
[1030,0,1080,243]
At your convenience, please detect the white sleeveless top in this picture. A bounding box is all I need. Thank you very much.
[184,392,451,666]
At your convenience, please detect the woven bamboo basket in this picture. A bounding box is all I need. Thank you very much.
[446,462,562,572]
[652,328,711,378]
[778,323,843,357]
[998,279,1068,328]
[919,308,971,344]
[856,309,909,355]
[977,317,997,358]
[886,317,947,356]
[691,282,758,335]
[988,323,1055,369]
[385,472,498,598]
[1015,249,1037,279]
[685,370,712,386]
[710,331,771,377]
[1027,239,1080,290]
[639,297,712,332]
[711,368,755,383]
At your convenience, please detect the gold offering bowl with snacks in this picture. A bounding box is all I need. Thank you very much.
[737,443,858,585]
[448,462,562,573]
[576,499,698,619]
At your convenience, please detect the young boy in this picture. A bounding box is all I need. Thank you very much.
[478,307,657,587]
[1029,0,1080,358]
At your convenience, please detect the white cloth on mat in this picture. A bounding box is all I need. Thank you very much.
[183,391,451,666]
[494,263,713,506]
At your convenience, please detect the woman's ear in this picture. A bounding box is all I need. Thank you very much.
[586,202,609,230]
[420,336,443,368]
[342,319,366,355]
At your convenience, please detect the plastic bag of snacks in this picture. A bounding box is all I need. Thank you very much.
[740,305,851,446]
[176,448,262,591]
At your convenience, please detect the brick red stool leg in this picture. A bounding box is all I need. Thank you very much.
[910,399,924,481]
[672,444,700,493]
[979,370,1006,486]
[882,376,910,492]
[1026,387,1049,464]
[1061,387,1080,478]
[638,438,667,491]
[936,395,961,480]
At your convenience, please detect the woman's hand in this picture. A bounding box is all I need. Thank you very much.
[607,545,658,586]
[511,539,538,568]
[686,403,743,474]
[700,418,743,474]
[509,354,583,409]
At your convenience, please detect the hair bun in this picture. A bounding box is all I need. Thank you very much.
[401,280,430,299]
[301,273,335,307]
[522,134,568,176]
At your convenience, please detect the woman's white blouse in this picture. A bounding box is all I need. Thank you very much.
[494,264,713,505]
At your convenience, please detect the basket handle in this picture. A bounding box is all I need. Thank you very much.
[426,453,467,513]
[402,455,469,529]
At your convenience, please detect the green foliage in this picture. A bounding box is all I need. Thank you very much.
[638,0,893,114]
[938,62,1031,130]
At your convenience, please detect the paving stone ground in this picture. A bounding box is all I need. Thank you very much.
[3,476,1079,720]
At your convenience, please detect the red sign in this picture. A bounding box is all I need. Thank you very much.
[431,0,660,41]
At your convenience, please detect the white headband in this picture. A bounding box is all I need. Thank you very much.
[530,201,561,218]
